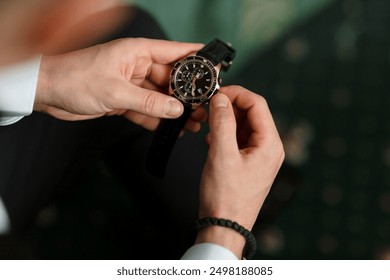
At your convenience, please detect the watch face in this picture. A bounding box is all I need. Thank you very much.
[170,56,218,105]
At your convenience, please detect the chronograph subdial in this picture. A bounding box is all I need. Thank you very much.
[181,70,193,82]
[183,82,193,94]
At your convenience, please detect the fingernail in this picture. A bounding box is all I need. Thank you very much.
[165,100,183,117]
[213,94,229,108]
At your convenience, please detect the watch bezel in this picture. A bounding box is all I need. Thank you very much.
[169,55,219,107]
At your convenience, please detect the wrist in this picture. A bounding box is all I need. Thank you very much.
[35,55,51,111]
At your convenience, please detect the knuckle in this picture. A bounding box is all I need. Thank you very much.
[273,138,286,166]
[256,94,268,107]
[143,92,158,115]
[263,136,285,164]
[279,141,286,161]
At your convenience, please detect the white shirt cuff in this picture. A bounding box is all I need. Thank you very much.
[180,243,239,260]
[0,196,10,234]
[0,56,41,126]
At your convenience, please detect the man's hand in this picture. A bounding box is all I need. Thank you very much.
[35,38,206,131]
[196,85,285,258]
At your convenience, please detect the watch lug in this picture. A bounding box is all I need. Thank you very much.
[221,60,233,70]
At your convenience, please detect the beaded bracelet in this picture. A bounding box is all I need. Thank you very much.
[192,217,257,260]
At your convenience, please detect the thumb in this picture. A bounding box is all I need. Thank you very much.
[106,81,184,118]
[208,93,239,155]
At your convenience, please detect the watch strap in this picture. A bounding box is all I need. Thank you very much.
[196,38,236,71]
[145,102,192,179]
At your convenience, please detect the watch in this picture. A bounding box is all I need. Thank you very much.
[145,38,236,178]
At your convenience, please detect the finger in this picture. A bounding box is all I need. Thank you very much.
[107,80,184,118]
[123,103,206,132]
[190,106,208,123]
[122,108,204,133]
[208,93,239,156]
[175,106,208,135]
[219,85,280,146]
[184,119,201,133]
[148,64,172,88]
[143,39,204,64]
[140,78,165,93]
[183,106,207,132]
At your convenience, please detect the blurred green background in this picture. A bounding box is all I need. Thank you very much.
[131,0,334,77]
[130,0,390,259]
[4,0,388,260]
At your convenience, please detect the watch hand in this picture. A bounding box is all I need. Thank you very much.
[191,76,198,97]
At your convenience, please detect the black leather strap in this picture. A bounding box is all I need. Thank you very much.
[145,102,192,179]
[197,38,236,71]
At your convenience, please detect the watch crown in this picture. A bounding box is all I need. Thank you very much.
[218,77,223,84]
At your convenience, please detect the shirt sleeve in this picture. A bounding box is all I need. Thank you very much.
[0,56,41,126]
[0,196,10,234]
[180,243,239,260]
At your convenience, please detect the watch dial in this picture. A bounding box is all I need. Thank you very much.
[170,56,217,105]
